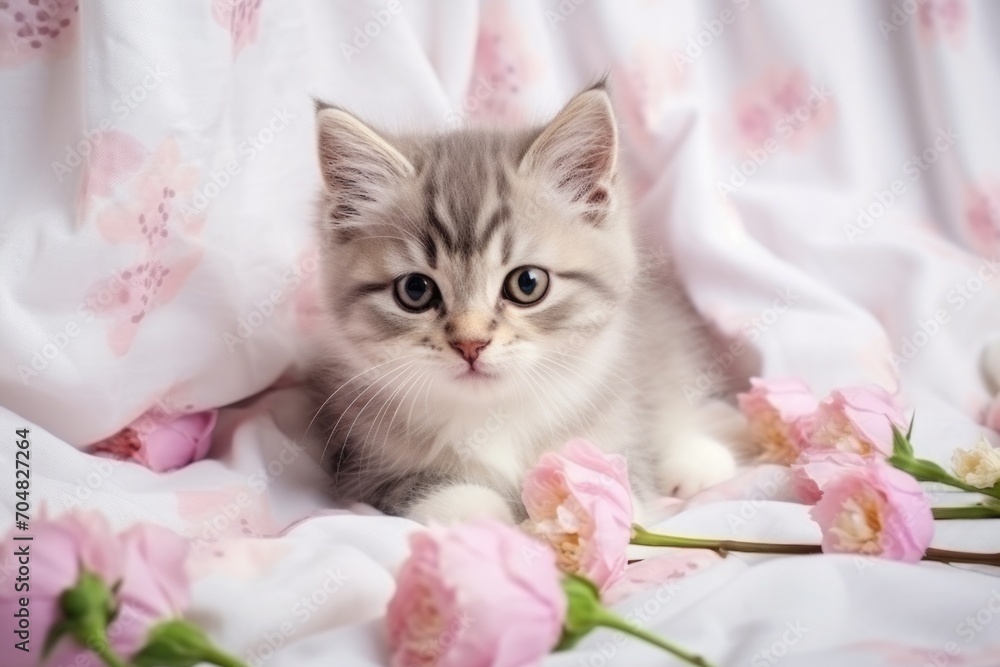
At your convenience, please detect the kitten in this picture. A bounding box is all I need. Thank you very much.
[308,83,744,524]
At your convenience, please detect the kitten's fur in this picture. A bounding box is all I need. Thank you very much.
[309,84,744,524]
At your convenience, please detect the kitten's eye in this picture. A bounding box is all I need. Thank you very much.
[394,273,437,312]
[503,266,550,306]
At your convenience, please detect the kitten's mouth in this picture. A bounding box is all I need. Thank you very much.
[455,366,496,382]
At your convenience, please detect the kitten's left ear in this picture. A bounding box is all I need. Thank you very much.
[519,85,618,219]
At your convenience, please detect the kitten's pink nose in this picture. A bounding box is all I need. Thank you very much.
[450,339,490,363]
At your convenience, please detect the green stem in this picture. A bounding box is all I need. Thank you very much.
[932,506,1000,520]
[631,525,821,556]
[591,608,714,667]
[203,647,249,667]
[81,630,129,667]
[631,525,1000,567]
[925,547,1000,566]
[888,455,1000,500]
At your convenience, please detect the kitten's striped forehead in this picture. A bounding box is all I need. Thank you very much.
[415,133,527,268]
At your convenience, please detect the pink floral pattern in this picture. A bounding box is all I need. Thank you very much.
[176,485,279,546]
[964,181,1000,256]
[0,0,78,68]
[730,67,836,154]
[82,136,206,356]
[463,0,540,126]
[77,129,148,206]
[212,0,263,59]
[918,0,967,46]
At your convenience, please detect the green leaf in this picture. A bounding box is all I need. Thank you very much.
[891,423,914,459]
[555,574,714,666]
[905,414,915,440]
[555,574,603,648]
[132,620,248,667]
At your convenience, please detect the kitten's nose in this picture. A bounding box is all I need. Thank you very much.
[450,339,490,363]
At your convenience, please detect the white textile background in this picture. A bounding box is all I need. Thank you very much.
[2,1,1000,665]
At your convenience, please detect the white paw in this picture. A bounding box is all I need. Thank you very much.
[407,484,515,524]
[657,436,737,499]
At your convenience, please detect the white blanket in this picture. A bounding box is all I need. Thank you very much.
[3,1,1000,665]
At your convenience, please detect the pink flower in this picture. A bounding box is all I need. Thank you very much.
[0,509,190,666]
[738,377,819,464]
[802,385,907,457]
[791,449,868,503]
[0,509,122,667]
[212,0,263,58]
[521,440,632,591]
[387,520,565,667]
[810,462,933,562]
[92,409,218,472]
[112,524,192,654]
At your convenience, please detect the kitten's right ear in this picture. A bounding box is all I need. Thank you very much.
[315,103,414,222]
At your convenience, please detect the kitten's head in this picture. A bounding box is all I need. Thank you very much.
[314,85,638,400]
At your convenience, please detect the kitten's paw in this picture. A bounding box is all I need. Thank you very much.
[657,436,737,499]
[407,484,515,524]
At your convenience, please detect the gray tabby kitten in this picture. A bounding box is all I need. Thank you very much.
[309,84,743,524]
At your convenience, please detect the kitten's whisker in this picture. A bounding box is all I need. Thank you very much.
[547,350,643,393]
[405,372,434,439]
[536,354,641,427]
[377,369,428,473]
[527,360,595,436]
[360,365,423,477]
[515,364,566,443]
[358,365,417,459]
[304,353,419,440]
[323,359,420,467]
[514,366,558,442]
[337,360,422,469]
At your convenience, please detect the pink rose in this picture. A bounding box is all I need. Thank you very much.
[791,449,868,503]
[521,440,632,591]
[112,524,193,654]
[810,461,933,562]
[387,520,566,667]
[92,409,218,472]
[802,385,906,457]
[0,510,122,667]
[0,510,192,666]
[738,377,819,464]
